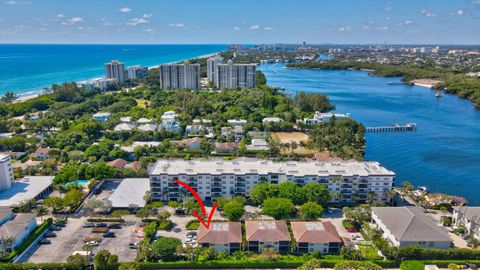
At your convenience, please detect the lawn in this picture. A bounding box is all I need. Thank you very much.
[358,242,381,260]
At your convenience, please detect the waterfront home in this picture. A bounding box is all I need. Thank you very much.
[160,111,180,133]
[92,112,111,122]
[290,221,344,254]
[0,208,37,250]
[246,139,269,151]
[120,116,132,123]
[302,112,351,124]
[197,222,242,253]
[262,117,283,123]
[245,220,290,253]
[452,206,480,240]
[371,206,452,248]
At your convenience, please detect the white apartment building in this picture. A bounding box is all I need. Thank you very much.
[105,60,126,83]
[0,155,13,191]
[302,112,351,125]
[207,55,224,82]
[159,64,200,90]
[214,60,256,89]
[149,158,395,204]
[452,206,480,240]
[126,65,149,79]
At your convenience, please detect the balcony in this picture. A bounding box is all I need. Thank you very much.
[212,188,222,192]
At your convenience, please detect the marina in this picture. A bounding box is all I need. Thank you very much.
[365,123,417,133]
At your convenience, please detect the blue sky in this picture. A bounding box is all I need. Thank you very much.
[1,0,479,44]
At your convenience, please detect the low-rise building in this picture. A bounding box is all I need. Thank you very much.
[215,142,239,153]
[371,206,452,248]
[12,159,42,174]
[290,221,343,254]
[452,206,480,240]
[245,221,290,253]
[92,112,111,122]
[106,158,128,169]
[114,123,135,132]
[109,178,150,208]
[137,123,158,132]
[0,176,53,207]
[30,147,57,160]
[149,158,395,204]
[302,112,351,124]
[262,117,283,123]
[170,137,203,150]
[227,119,247,126]
[197,222,242,253]
[0,208,37,250]
[246,139,269,151]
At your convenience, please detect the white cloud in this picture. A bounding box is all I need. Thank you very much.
[168,23,185,28]
[127,17,148,26]
[233,26,240,31]
[452,10,465,16]
[249,25,260,30]
[142,14,153,18]
[56,13,65,18]
[119,7,132,13]
[385,6,392,11]
[62,17,83,25]
[363,21,374,31]
[398,20,414,26]
[143,28,155,34]
[264,26,274,31]
[421,10,437,17]
[337,26,352,32]
[376,26,389,32]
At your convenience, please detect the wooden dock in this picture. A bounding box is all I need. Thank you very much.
[366,123,417,133]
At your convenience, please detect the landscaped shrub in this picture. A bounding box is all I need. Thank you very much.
[342,219,355,229]
[158,220,174,230]
[400,261,425,270]
[186,220,200,230]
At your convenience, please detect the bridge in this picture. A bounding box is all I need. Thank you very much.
[366,123,417,133]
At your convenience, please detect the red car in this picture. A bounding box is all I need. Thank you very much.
[346,227,358,233]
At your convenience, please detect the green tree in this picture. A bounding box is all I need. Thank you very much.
[66,254,89,269]
[250,182,279,205]
[278,182,305,205]
[64,188,83,209]
[302,182,330,207]
[340,246,364,261]
[44,196,64,212]
[334,261,383,270]
[1,91,19,104]
[151,237,182,261]
[262,197,294,219]
[300,202,324,220]
[298,258,322,270]
[94,250,118,269]
[223,201,245,221]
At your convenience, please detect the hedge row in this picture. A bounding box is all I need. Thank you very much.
[0,263,79,270]
[87,217,124,222]
[2,218,53,262]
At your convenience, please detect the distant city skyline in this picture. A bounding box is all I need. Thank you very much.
[1,0,480,45]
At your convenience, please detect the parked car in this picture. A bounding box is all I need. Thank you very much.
[45,232,57,238]
[54,220,67,227]
[129,242,139,249]
[83,222,95,228]
[95,223,108,227]
[86,241,99,247]
[103,231,115,238]
[51,225,61,231]
[186,231,197,238]
[108,223,122,229]
[39,239,51,245]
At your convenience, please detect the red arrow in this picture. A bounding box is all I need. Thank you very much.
[175,180,218,229]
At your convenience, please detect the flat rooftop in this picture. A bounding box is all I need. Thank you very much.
[108,178,150,208]
[0,176,53,207]
[150,158,395,177]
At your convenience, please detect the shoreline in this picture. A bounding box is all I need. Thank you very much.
[9,51,222,104]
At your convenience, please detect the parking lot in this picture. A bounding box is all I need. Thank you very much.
[26,216,139,263]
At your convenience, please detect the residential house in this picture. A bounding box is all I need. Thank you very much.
[290,221,343,254]
[170,137,203,150]
[114,123,134,132]
[30,147,57,160]
[160,111,180,133]
[120,116,132,123]
[92,112,111,122]
[371,207,452,248]
[245,220,290,253]
[12,159,42,174]
[106,158,128,169]
[197,222,242,253]
[137,123,158,132]
[246,139,269,151]
[302,112,351,124]
[452,206,480,240]
[221,126,244,141]
[262,117,283,123]
[215,142,239,153]
[0,208,37,250]
[136,118,153,124]
[227,119,247,126]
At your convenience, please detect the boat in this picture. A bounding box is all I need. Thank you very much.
[435,90,442,97]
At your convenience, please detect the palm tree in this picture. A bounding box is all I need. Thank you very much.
[0,91,19,104]
[36,206,50,222]
[387,190,397,206]
[367,192,377,204]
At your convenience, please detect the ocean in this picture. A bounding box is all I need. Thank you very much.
[259,63,480,205]
[0,44,226,98]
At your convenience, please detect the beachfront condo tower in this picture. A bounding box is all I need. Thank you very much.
[207,55,224,83]
[159,63,201,90]
[214,60,256,89]
[105,60,126,83]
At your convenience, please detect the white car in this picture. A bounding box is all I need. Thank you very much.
[87,241,99,247]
